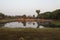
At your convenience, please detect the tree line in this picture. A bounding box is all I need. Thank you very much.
[0,9,60,19]
[36,9,60,19]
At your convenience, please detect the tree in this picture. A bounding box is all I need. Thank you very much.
[22,15,26,19]
[36,9,60,19]
[43,12,52,19]
[36,10,40,15]
[36,10,40,19]
[0,13,5,19]
[52,9,60,19]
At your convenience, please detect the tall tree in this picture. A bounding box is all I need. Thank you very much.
[0,13,5,19]
[36,10,40,19]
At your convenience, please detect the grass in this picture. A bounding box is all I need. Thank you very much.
[0,19,16,23]
[52,21,60,25]
[0,28,60,40]
[51,21,60,27]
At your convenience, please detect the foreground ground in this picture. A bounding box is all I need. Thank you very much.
[0,28,60,40]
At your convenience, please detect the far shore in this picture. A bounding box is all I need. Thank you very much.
[0,19,53,23]
[0,19,60,25]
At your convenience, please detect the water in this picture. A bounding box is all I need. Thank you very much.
[0,22,45,28]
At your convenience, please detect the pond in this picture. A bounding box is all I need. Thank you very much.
[0,22,47,28]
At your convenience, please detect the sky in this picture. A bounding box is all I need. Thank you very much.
[0,0,60,16]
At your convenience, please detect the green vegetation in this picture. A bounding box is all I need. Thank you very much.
[0,13,5,19]
[0,28,60,40]
[52,22,60,26]
[51,21,60,27]
[0,19,16,23]
[37,9,60,19]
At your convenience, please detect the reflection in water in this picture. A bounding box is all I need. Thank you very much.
[0,23,5,28]
[0,22,45,28]
[22,22,26,26]
[33,23,35,25]
[4,22,25,28]
[37,22,41,28]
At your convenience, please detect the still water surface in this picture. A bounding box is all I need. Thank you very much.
[0,22,45,28]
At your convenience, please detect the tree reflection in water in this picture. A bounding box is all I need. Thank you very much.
[0,23,5,28]
[37,22,41,28]
[0,22,45,28]
[33,22,35,25]
[22,22,26,26]
[21,21,41,28]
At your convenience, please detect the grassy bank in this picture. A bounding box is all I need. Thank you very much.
[52,21,60,26]
[0,19,16,23]
[51,21,60,27]
[0,28,60,40]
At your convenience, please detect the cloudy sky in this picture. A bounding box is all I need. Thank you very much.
[0,0,60,16]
